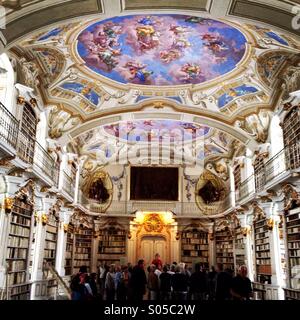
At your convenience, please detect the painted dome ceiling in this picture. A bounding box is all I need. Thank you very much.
[76,14,247,86]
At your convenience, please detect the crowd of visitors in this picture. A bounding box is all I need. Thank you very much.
[70,255,253,301]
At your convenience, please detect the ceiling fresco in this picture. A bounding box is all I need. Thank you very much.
[102,120,210,142]
[76,14,247,86]
[70,120,240,164]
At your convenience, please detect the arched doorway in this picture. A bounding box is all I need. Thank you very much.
[140,235,167,266]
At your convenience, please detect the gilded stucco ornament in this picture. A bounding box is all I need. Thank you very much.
[81,168,113,214]
[235,111,270,143]
[48,105,81,139]
[195,170,227,215]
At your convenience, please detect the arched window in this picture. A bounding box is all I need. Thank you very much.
[282,107,300,169]
[17,102,37,163]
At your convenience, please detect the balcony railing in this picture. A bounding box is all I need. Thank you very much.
[236,141,300,203]
[236,175,255,202]
[77,195,232,216]
[33,141,59,184]
[0,102,19,149]
[0,102,59,185]
[265,148,287,183]
[62,171,74,198]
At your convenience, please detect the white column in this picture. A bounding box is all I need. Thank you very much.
[0,196,11,289]
[245,213,255,282]
[74,164,80,204]
[55,209,72,276]
[208,225,215,267]
[228,166,236,208]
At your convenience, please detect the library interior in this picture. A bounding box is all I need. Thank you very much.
[0,0,300,301]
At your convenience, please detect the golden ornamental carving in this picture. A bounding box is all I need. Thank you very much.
[267,218,275,230]
[4,197,14,212]
[195,170,227,215]
[41,213,48,225]
[63,223,69,232]
[34,212,40,224]
[252,202,266,222]
[242,225,251,237]
[143,214,164,233]
[282,184,300,211]
[81,168,113,214]
[175,231,180,240]
[17,96,25,105]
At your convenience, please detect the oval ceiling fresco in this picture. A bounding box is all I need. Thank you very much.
[76,14,247,86]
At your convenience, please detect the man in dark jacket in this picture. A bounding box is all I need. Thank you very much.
[128,259,147,301]
[230,265,253,300]
[215,263,233,300]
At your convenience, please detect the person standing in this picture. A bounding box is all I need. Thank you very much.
[159,265,172,300]
[105,264,116,301]
[230,265,253,300]
[152,253,163,269]
[128,259,147,301]
[215,263,233,301]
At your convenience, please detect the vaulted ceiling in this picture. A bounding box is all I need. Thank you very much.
[2,0,300,169]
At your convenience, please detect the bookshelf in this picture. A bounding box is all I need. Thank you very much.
[6,198,33,300]
[234,226,246,271]
[215,228,234,270]
[44,214,58,267]
[282,107,300,169]
[97,227,126,265]
[74,226,92,273]
[254,217,272,284]
[181,229,209,266]
[285,207,300,289]
[65,223,74,276]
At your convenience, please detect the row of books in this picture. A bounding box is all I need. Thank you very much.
[98,236,125,241]
[256,258,271,265]
[9,225,30,237]
[216,244,233,249]
[10,284,30,296]
[256,244,270,251]
[290,257,300,267]
[98,241,125,246]
[65,252,72,259]
[11,214,31,226]
[216,258,234,263]
[286,219,300,227]
[44,250,56,259]
[217,252,233,257]
[74,253,90,260]
[255,238,269,245]
[287,227,300,234]
[7,248,28,259]
[255,226,269,233]
[76,230,93,236]
[98,248,126,254]
[7,260,27,272]
[75,247,90,254]
[11,206,32,216]
[255,232,268,240]
[289,249,300,257]
[287,234,300,241]
[288,242,300,249]
[182,256,208,263]
[7,272,26,286]
[286,213,300,222]
[181,244,208,250]
[182,239,208,245]
[8,236,29,248]
[182,232,208,239]
[256,252,270,258]
[44,242,56,250]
